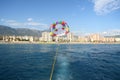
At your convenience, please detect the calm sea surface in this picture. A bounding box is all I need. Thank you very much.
[0,44,120,80]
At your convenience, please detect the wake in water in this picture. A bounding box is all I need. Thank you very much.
[53,53,72,80]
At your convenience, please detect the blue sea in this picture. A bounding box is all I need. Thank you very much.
[0,44,120,80]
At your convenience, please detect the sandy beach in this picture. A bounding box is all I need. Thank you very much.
[0,41,120,44]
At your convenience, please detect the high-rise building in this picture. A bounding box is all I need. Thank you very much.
[89,34,104,42]
[67,32,74,42]
[40,32,52,42]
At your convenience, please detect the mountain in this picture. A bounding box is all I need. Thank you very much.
[0,25,44,37]
[0,25,17,36]
[16,28,42,37]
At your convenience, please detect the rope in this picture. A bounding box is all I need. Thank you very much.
[49,44,59,80]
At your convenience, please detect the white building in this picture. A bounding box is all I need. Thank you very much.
[115,38,120,42]
[89,34,104,42]
[78,36,90,42]
[40,32,52,42]
[29,36,33,42]
[67,32,74,42]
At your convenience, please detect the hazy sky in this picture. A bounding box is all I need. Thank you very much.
[0,0,120,34]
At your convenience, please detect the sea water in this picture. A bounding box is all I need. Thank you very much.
[0,44,120,80]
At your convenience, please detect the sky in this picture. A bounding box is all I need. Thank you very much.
[0,0,120,35]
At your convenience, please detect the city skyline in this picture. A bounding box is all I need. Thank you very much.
[0,0,120,35]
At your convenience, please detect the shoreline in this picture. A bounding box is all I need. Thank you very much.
[0,41,120,44]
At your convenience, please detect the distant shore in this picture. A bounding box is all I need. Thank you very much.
[0,41,120,44]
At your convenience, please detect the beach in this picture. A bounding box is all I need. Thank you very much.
[0,41,120,44]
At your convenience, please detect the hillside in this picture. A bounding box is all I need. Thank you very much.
[16,28,42,37]
[0,25,43,37]
[0,25,17,36]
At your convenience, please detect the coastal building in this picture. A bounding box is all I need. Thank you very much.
[104,37,115,42]
[33,37,39,41]
[2,36,34,42]
[0,36,3,41]
[0,32,118,43]
[89,34,104,42]
[29,36,33,42]
[67,32,74,42]
[78,36,90,42]
[115,38,120,42]
[39,32,75,42]
[3,36,15,42]
[40,32,52,42]
[22,36,29,41]
[58,36,68,42]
